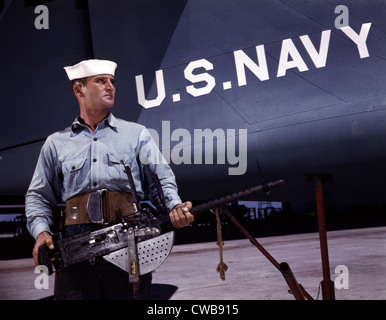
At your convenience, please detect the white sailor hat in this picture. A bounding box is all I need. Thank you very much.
[64,59,117,80]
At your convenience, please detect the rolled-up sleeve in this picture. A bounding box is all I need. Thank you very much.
[25,138,59,239]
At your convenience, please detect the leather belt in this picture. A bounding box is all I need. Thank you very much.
[65,190,139,226]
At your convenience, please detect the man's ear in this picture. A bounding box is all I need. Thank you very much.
[73,82,84,96]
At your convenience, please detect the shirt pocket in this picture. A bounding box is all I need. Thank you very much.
[61,157,88,192]
[107,152,136,182]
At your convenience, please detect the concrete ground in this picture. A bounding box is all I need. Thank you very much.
[0,226,385,300]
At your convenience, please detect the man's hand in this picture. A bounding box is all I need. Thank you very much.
[32,231,54,267]
[169,201,194,228]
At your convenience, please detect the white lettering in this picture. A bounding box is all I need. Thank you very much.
[147,304,181,317]
[234,45,270,86]
[340,22,371,58]
[133,23,371,108]
[185,59,216,97]
[135,70,166,109]
[277,38,309,77]
[300,30,331,68]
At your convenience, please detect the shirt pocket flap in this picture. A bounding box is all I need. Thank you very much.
[62,157,87,173]
[107,153,134,166]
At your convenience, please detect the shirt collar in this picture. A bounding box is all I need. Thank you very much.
[107,112,118,129]
[71,112,118,134]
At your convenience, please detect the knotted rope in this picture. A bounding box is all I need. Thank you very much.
[215,207,228,280]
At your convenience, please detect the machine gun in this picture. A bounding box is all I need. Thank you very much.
[38,177,285,282]
[189,179,284,215]
[38,215,177,288]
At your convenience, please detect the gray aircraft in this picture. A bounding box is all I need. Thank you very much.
[1,0,385,210]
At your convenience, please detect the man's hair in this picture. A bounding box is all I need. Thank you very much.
[69,77,88,96]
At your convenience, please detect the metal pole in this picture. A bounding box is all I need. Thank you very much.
[314,176,335,300]
[279,262,307,300]
[224,209,310,300]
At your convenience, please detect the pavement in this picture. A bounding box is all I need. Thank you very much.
[0,226,385,300]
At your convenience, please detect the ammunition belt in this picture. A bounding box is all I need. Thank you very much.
[65,190,139,226]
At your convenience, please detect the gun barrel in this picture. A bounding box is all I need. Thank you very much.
[190,179,285,215]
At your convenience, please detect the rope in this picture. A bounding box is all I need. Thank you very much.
[215,207,228,280]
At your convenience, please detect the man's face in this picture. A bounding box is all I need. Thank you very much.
[80,74,116,110]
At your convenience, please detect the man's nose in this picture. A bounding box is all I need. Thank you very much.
[105,79,115,90]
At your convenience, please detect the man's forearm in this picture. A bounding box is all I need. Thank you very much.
[25,194,54,239]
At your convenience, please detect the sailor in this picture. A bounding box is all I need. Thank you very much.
[25,59,194,299]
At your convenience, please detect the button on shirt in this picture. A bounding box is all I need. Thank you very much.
[25,113,181,239]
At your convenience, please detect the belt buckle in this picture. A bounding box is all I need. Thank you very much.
[87,189,107,224]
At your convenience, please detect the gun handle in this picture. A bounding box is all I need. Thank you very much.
[38,245,53,275]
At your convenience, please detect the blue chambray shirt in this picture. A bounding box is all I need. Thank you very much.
[25,113,182,239]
